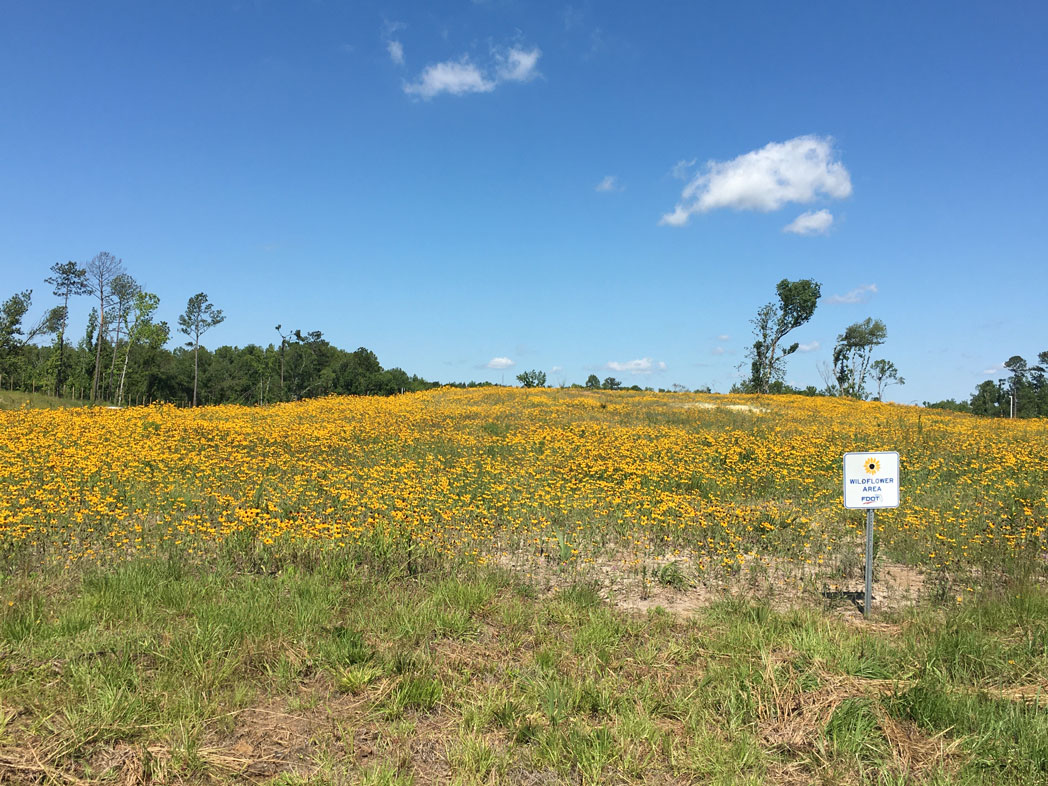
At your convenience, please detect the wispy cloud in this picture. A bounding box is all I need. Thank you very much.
[595,175,623,193]
[670,158,697,180]
[717,334,730,341]
[660,135,852,227]
[486,356,515,369]
[797,341,820,352]
[562,5,587,31]
[784,209,834,236]
[825,284,877,305]
[606,358,667,375]
[404,45,541,100]
[382,20,406,65]
[711,347,726,356]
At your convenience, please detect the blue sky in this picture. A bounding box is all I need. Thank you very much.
[3,1,1045,403]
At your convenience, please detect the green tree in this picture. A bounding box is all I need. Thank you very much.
[0,291,32,389]
[970,379,1005,417]
[516,369,546,388]
[602,376,622,390]
[585,374,601,389]
[116,291,162,406]
[1034,351,1048,417]
[745,278,821,393]
[0,290,63,390]
[178,292,225,407]
[1002,355,1039,417]
[72,308,100,398]
[341,346,382,395]
[85,251,125,402]
[105,273,140,398]
[44,261,90,396]
[924,398,971,413]
[870,358,905,401]
[832,318,887,398]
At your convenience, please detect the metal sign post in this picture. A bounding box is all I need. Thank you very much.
[843,452,900,618]
[865,509,874,617]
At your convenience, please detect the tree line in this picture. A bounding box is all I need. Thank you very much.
[0,252,435,406]
[2,257,1038,416]
[925,353,1048,418]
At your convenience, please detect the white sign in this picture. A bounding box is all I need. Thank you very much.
[843,451,900,509]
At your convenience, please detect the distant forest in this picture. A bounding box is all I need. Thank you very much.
[924,353,1048,419]
[1,254,1045,417]
[1,254,435,407]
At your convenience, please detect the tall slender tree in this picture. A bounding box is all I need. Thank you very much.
[275,324,290,391]
[44,261,90,396]
[85,252,125,402]
[116,290,161,406]
[832,318,887,398]
[745,279,821,393]
[870,358,904,401]
[105,273,140,398]
[178,292,225,407]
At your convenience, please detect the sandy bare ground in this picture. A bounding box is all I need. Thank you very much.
[495,548,927,620]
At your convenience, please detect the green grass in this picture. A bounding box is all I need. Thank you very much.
[0,389,88,409]
[1,554,1047,784]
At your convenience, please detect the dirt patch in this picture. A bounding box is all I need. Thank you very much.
[496,546,930,620]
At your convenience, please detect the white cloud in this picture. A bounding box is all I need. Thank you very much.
[387,40,405,65]
[797,341,820,352]
[983,363,1005,375]
[486,356,515,369]
[784,209,834,236]
[711,347,726,356]
[551,365,563,373]
[495,47,541,82]
[404,58,495,99]
[659,205,691,227]
[659,135,852,226]
[825,284,877,305]
[717,334,730,341]
[404,45,541,100]
[595,175,623,193]
[606,358,666,375]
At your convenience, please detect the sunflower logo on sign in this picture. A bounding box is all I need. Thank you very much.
[864,457,881,475]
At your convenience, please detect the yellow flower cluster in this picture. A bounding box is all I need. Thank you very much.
[1,389,1045,576]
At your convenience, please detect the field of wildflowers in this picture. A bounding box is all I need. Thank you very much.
[3,389,1048,784]
[2,388,1045,599]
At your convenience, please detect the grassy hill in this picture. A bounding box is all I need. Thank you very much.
[1,389,1046,784]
